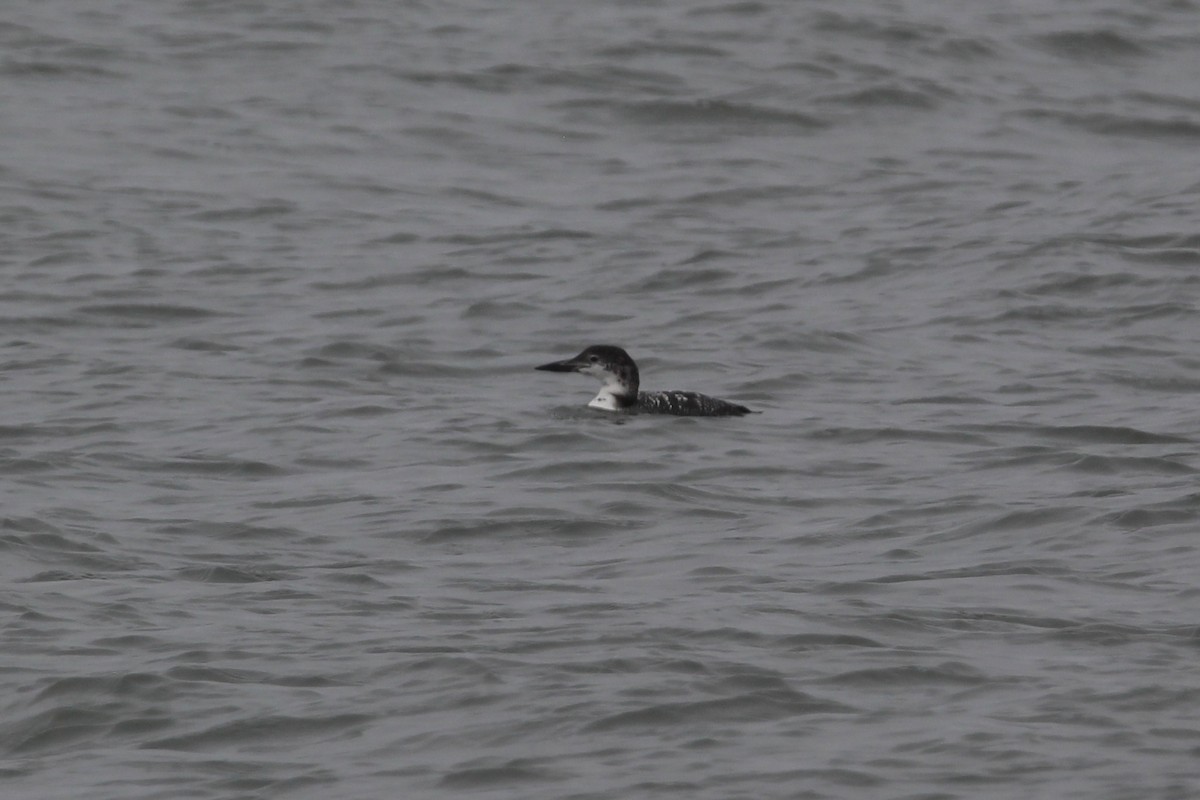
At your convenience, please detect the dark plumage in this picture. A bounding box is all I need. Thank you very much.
[535,345,752,417]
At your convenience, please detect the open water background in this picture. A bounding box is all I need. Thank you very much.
[3,1,1200,798]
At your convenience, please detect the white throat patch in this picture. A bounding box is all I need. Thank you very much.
[588,388,622,411]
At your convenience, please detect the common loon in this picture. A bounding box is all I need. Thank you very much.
[535,345,753,416]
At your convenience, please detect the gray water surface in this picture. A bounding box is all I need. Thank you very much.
[3,2,1200,799]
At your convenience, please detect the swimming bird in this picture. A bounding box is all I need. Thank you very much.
[535,345,753,416]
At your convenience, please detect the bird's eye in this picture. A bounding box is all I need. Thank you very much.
[589,355,599,363]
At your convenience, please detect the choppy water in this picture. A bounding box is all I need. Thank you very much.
[4,2,1200,798]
